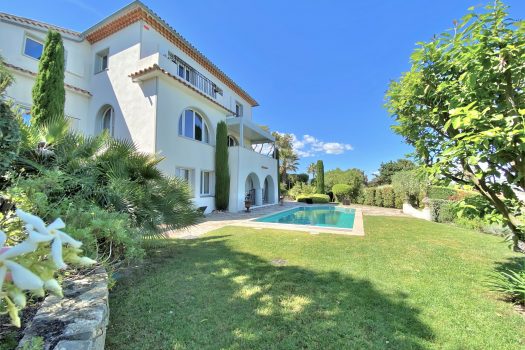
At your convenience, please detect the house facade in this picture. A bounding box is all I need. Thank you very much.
[0,1,278,213]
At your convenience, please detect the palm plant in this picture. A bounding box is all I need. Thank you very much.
[14,115,200,239]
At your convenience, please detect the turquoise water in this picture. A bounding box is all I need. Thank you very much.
[255,206,355,229]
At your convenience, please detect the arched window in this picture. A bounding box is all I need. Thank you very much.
[178,109,209,143]
[97,105,114,136]
[227,135,238,147]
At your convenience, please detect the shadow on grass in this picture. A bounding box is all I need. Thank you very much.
[107,235,434,349]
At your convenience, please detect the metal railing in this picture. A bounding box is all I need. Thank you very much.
[166,51,222,99]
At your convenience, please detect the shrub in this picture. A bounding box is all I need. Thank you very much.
[392,170,426,206]
[374,188,384,207]
[215,121,229,210]
[0,102,20,176]
[427,186,457,200]
[332,184,352,203]
[380,186,395,208]
[289,182,316,200]
[363,187,375,206]
[428,199,456,222]
[297,194,330,204]
[490,264,525,305]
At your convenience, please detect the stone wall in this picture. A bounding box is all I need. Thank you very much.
[18,267,109,350]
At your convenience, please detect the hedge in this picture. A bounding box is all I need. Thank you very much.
[363,187,375,206]
[297,194,330,204]
[428,199,457,223]
[427,186,457,200]
[374,188,384,207]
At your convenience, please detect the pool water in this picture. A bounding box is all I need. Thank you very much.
[255,206,355,229]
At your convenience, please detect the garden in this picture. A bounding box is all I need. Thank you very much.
[1,1,525,349]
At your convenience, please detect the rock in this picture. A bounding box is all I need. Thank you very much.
[17,267,109,350]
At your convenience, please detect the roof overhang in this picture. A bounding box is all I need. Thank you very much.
[84,1,259,107]
[226,117,275,144]
[129,64,235,115]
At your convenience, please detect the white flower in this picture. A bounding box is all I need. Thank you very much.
[16,209,82,269]
[0,230,43,292]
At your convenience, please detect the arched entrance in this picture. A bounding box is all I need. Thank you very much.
[263,175,276,204]
[245,173,261,206]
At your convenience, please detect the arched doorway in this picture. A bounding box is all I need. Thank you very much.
[263,175,276,204]
[245,173,261,206]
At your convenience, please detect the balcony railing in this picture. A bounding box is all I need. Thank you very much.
[166,51,223,99]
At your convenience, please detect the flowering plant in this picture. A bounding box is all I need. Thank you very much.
[1,209,95,327]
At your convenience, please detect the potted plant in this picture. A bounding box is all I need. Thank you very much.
[244,199,252,212]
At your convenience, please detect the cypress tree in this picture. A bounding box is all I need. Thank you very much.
[31,30,65,125]
[275,148,280,199]
[316,160,325,194]
[215,121,230,210]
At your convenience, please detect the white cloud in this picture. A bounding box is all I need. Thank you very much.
[278,132,353,158]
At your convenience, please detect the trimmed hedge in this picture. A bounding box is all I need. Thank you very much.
[429,199,457,222]
[297,194,330,204]
[332,184,352,203]
[374,188,384,207]
[427,186,457,200]
[363,187,375,206]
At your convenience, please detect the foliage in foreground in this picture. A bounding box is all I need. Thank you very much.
[491,263,525,305]
[1,209,95,327]
[386,1,525,250]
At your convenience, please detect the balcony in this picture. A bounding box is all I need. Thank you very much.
[225,117,275,158]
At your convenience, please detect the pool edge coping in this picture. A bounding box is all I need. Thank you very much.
[239,206,365,236]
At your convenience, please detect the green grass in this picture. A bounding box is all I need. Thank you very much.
[106,217,525,349]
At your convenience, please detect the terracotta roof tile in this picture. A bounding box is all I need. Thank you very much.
[5,62,92,97]
[0,12,81,38]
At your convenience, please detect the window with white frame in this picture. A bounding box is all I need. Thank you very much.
[95,48,109,73]
[23,36,44,60]
[176,167,195,194]
[178,109,210,143]
[235,102,243,117]
[100,106,114,135]
[200,171,214,196]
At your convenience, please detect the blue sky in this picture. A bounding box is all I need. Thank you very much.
[3,0,524,177]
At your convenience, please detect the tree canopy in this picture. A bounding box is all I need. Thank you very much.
[325,167,367,199]
[370,159,415,186]
[272,132,299,186]
[386,1,525,251]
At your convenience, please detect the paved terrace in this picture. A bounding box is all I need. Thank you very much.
[167,202,407,239]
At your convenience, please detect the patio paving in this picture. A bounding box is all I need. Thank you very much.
[167,201,406,239]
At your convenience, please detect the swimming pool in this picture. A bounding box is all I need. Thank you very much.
[255,206,356,229]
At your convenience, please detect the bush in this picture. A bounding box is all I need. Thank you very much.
[380,186,396,208]
[332,184,352,203]
[490,264,525,305]
[289,182,316,200]
[392,170,426,206]
[428,199,457,223]
[0,102,20,176]
[374,188,384,207]
[297,194,330,204]
[363,187,375,206]
[427,186,457,200]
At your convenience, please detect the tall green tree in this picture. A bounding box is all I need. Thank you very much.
[31,30,65,125]
[370,159,415,186]
[316,160,325,194]
[272,132,299,186]
[0,56,20,177]
[386,1,525,251]
[307,162,316,183]
[325,168,366,200]
[215,121,230,210]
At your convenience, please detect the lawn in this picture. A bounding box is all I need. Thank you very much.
[106,217,525,349]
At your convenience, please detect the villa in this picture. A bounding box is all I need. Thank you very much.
[0,1,278,213]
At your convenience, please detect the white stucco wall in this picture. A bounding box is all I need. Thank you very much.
[228,146,278,212]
